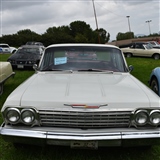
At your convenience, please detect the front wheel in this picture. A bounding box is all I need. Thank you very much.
[153,54,160,60]
[126,53,132,58]
[151,78,159,95]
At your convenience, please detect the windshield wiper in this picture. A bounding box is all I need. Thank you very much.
[41,69,73,73]
[77,69,113,73]
[52,69,73,73]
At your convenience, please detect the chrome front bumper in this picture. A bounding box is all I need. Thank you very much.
[1,124,160,148]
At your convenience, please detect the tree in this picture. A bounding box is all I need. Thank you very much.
[17,29,41,45]
[69,21,94,43]
[98,28,110,43]
[0,20,110,46]
[42,26,75,46]
[75,33,88,43]
[116,32,134,40]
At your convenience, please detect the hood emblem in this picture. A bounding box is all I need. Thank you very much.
[64,104,107,109]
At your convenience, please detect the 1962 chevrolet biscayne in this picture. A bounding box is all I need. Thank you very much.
[0,44,160,149]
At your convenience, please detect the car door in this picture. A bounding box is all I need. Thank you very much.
[133,43,150,57]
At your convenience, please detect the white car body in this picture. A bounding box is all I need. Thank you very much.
[0,62,15,95]
[0,43,11,53]
[0,43,17,53]
[121,42,160,59]
[9,46,17,53]
[3,72,159,109]
[1,44,160,149]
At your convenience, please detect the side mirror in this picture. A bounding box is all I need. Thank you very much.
[33,64,38,71]
[129,65,134,72]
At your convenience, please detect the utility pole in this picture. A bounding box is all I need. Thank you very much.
[126,16,131,32]
[146,20,152,35]
[92,0,100,43]
[126,16,132,38]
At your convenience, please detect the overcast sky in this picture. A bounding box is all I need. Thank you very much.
[0,0,159,41]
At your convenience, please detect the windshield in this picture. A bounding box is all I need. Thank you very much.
[16,48,40,54]
[39,46,127,72]
[144,44,153,49]
[0,45,9,48]
[150,41,159,45]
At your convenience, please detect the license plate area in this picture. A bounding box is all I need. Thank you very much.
[71,141,98,149]
[17,65,24,68]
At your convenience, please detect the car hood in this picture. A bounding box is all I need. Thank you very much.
[3,72,160,110]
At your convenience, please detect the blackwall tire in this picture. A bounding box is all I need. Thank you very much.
[126,53,132,58]
[153,54,160,60]
[151,78,159,95]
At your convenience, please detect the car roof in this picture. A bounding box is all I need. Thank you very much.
[0,43,9,46]
[26,41,44,45]
[46,43,119,50]
[133,42,148,44]
[19,45,41,49]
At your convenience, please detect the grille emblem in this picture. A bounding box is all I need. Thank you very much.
[64,104,107,109]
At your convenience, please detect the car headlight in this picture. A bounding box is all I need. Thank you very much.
[28,61,32,64]
[21,109,35,125]
[150,110,160,125]
[134,110,148,125]
[5,108,20,124]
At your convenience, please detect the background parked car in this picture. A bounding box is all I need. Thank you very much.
[0,43,17,54]
[121,42,160,59]
[0,43,11,53]
[147,41,160,49]
[0,62,15,95]
[10,46,17,53]
[7,45,43,69]
[149,67,160,96]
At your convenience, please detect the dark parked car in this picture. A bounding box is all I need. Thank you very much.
[7,45,43,69]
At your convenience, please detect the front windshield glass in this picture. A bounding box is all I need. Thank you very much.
[150,41,159,45]
[39,46,127,72]
[16,48,40,54]
[144,44,153,49]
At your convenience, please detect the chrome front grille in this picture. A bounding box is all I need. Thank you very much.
[17,61,26,64]
[39,110,131,129]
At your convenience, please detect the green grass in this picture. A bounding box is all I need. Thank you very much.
[126,57,160,86]
[1,54,160,160]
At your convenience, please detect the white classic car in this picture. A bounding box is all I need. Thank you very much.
[121,42,160,59]
[0,62,15,95]
[0,43,17,54]
[1,44,160,149]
